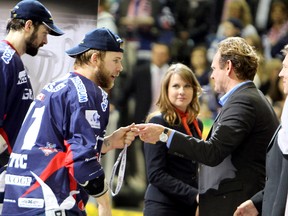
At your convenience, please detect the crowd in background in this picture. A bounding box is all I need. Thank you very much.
[98,0,288,210]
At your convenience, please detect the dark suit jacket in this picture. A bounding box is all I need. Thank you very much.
[116,62,152,124]
[143,114,203,215]
[251,125,288,216]
[168,82,279,216]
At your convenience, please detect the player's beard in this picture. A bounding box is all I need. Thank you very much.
[96,61,114,90]
[25,29,40,56]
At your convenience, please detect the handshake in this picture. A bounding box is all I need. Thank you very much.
[113,123,169,147]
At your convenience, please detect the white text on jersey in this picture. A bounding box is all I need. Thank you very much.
[8,152,28,169]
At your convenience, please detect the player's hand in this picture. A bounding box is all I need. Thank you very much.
[233,200,258,216]
[102,123,138,153]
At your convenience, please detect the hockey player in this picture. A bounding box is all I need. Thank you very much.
[2,27,137,216]
[0,0,64,167]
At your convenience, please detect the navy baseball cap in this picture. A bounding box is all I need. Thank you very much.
[66,27,124,57]
[11,0,64,36]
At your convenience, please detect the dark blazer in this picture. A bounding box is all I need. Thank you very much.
[116,62,152,124]
[143,114,203,215]
[168,82,279,216]
[251,125,288,216]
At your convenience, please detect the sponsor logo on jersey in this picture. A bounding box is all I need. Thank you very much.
[39,142,58,156]
[22,88,33,100]
[85,155,97,162]
[5,174,32,186]
[1,46,15,64]
[100,88,108,112]
[18,197,44,208]
[17,70,28,84]
[3,198,16,203]
[8,153,28,169]
[86,110,100,129]
[71,76,88,103]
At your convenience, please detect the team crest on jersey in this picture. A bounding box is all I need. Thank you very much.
[39,142,58,156]
[36,93,45,101]
[17,70,28,85]
[43,82,66,92]
[85,110,100,129]
[1,46,15,64]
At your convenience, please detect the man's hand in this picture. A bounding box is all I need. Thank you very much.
[102,123,138,153]
[233,200,259,216]
[135,123,167,144]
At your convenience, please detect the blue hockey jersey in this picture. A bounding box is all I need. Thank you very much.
[0,40,34,166]
[2,72,110,215]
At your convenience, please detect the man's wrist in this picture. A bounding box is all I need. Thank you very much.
[102,137,112,154]
[159,128,169,142]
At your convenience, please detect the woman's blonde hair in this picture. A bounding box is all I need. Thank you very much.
[146,63,202,125]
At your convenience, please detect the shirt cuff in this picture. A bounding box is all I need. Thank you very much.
[166,130,175,148]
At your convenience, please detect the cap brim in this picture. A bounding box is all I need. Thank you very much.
[65,46,90,57]
[43,22,64,36]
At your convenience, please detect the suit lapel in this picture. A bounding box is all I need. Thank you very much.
[205,82,255,140]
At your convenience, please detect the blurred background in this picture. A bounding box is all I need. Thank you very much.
[1,0,288,215]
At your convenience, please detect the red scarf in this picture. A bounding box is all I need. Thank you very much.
[176,109,202,138]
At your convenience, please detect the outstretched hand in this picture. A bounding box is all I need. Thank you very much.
[134,123,166,144]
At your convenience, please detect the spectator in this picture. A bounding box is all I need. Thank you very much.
[262,1,288,59]
[97,0,118,34]
[244,34,268,93]
[207,17,243,62]
[116,42,171,125]
[265,58,285,119]
[217,0,258,38]
[190,45,210,86]
[116,0,159,74]
[113,43,171,208]
[170,0,213,65]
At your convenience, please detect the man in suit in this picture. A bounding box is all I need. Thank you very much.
[234,44,288,216]
[116,42,170,125]
[136,37,279,216]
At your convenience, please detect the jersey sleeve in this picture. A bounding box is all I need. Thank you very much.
[0,56,11,126]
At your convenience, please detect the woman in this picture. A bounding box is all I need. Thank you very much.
[143,63,203,216]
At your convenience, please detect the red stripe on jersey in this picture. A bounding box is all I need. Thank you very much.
[21,151,67,197]
[63,140,78,197]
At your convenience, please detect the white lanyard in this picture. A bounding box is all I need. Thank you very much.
[108,144,127,196]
